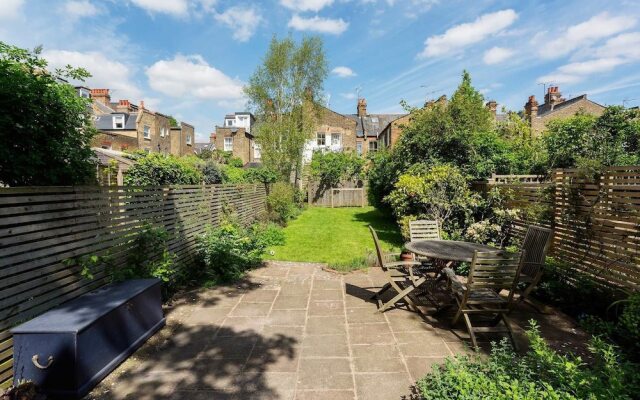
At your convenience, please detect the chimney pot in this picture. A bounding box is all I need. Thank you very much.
[90,88,111,106]
[357,98,367,117]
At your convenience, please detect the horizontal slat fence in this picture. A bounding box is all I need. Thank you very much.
[0,184,266,386]
[481,170,640,291]
[308,180,368,207]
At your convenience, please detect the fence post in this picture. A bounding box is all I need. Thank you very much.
[331,189,334,208]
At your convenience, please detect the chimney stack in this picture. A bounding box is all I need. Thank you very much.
[357,98,367,117]
[90,88,111,106]
[486,100,497,117]
[116,99,131,113]
[139,100,145,110]
[544,86,564,110]
[524,95,539,120]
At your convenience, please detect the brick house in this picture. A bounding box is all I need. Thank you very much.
[88,88,193,156]
[523,86,605,136]
[217,99,410,165]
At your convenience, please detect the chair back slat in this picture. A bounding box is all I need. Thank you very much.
[521,226,553,277]
[369,226,386,269]
[468,250,524,302]
[409,220,441,241]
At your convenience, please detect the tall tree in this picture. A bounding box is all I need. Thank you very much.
[0,42,97,186]
[244,36,328,184]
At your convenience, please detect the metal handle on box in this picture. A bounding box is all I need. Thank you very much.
[32,354,54,369]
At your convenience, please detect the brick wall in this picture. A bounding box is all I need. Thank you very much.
[215,127,253,164]
[91,131,138,151]
[181,123,194,156]
[317,107,357,151]
[532,99,605,136]
[137,109,157,152]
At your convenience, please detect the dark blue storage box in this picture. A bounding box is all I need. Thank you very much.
[11,279,165,399]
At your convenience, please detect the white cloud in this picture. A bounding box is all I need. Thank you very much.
[341,92,357,100]
[288,14,348,35]
[146,55,244,102]
[130,0,189,16]
[332,66,356,78]
[64,1,102,19]
[0,0,24,19]
[214,6,262,42]
[536,73,583,85]
[43,50,143,100]
[558,58,626,75]
[419,9,518,58]
[483,47,514,64]
[595,32,640,60]
[280,0,334,12]
[542,13,636,58]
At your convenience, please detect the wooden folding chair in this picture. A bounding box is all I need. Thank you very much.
[409,219,441,241]
[369,226,427,313]
[518,225,553,306]
[444,250,524,350]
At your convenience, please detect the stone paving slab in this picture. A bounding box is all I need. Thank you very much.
[89,260,580,400]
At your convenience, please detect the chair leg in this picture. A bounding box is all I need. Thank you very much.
[501,313,518,351]
[463,313,479,350]
[451,307,463,325]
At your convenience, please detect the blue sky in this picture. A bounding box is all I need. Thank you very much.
[2,0,640,141]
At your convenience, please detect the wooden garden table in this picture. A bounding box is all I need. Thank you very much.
[404,240,498,264]
[403,240,498,310]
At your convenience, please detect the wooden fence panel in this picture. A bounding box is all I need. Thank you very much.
[0,184,266,387]
[308,180,368,207]
[483,170,640,291]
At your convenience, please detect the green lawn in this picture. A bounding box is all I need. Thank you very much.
[266,206,403,267]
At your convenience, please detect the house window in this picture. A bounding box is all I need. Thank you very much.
[226,119,235,127]
[186,134,192,145]
[356,142,363,155]
[224,137,233,151]
[160,127,164,138]
[113,114,125,129]
[316,132,326,147]
[368,141,378,152]
[143,125,151,139]
[331,133,341,147]
[254,143,261,159]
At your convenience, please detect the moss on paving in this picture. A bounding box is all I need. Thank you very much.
[266,206,403,267]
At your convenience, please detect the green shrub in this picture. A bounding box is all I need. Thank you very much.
[201,160,225,184]
[221,164,246,183]
[310,151,364,188]
[267,182,301,225]
[417,321,640,400]
[195,220,283,284]
[228,156,244,168]
[385,164,480,238]
[124,153,202,185]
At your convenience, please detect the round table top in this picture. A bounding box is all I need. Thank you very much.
[404,240,498,263]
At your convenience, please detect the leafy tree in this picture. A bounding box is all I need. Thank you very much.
[310,151,364,188]
[244,36,328,183]
[0,42,97,186]
[124,153,202,185]
[543,107,640,169]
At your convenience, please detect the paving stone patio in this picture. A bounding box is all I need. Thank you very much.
[88,261,589,400]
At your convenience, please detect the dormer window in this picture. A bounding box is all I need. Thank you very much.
[113,114,125,129]
[226,119,235,127]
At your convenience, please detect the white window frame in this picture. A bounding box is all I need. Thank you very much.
[113,114,125,129]
[160,127,165,138]
[331,133,341,147]
[226,119,235,127]
[356,142,363,155]
[143,125,151,139]
[254,143,261,159]
[186,134,192,145]
[224,137,233,151]
[316,132,326,147]
[368,141,378,152]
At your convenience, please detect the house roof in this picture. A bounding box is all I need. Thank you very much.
[346,114,407,138]
[95,113,137,130]
[193,142,214,152]
[94,101,115,114]
[537,94,604,117]
[92,147,135,168]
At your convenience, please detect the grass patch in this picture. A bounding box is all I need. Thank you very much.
[266,206,402,269]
